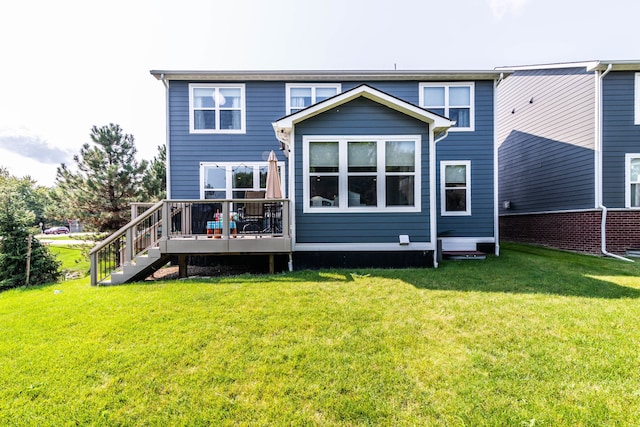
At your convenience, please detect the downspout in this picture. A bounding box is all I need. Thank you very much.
[160,74,171,199]
[494,73,504,256]
[596,64,633,262]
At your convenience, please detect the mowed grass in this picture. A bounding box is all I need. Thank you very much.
[1,243,640,426]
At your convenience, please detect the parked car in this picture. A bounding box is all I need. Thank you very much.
[44,226,70,235]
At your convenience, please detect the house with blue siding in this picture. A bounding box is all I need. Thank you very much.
[496,60,640,258]
[89,69,507,284]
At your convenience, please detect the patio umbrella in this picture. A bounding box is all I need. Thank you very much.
[265,150,282,199]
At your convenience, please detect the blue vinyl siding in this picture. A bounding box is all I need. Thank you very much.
[293,97,432,244]
[167,81,286,198]
[341,81,420,104]
[437,80,495,237]
[602,71,640,207]
[165,77,498,245]
[497,67,596,213]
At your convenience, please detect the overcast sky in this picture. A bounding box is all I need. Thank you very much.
[0,0,638,186]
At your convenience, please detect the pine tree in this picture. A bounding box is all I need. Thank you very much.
[0,192,60,289]
[55,124,148,231]
[141,144,166,201]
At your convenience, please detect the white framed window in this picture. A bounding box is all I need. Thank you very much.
[625,153,640,207]
[441,161,471,216]
[303,135,421,213]
[200,162,283,199]
[286,83,341,114]
[189,84,246,133]
[635,73,640,125]
[419,82,474,131]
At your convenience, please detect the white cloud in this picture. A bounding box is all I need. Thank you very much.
[488,0,528,19]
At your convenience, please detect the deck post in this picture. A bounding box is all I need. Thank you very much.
[268,254,274,274]
[161,201,170,239]
[178,255,188,278]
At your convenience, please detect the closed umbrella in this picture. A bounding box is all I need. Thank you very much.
[265,150,282,199]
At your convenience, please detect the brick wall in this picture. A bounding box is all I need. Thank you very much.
[500,210,640,255]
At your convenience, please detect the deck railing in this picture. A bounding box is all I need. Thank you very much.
[90,198,289,285]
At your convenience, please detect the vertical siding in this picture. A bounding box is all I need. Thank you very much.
[497,67,596,213]
[167,81,286,198]
[602,71,640,207]
[437,80,496,237]
[294,97,432,244]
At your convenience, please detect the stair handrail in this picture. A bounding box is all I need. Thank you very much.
[90,200,165,285]
[89,200,166,257]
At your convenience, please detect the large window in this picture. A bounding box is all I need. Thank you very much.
[441,161,471,215]
[200,162,283,199]
[286,84,341,114]
[304,136,420,212]
[189,84,246,133]
[626,154,640,207]
[419,83,474,131]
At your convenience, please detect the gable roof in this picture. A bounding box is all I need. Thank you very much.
[272,84,453,139]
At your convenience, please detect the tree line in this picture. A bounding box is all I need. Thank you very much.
[0,123,166,289]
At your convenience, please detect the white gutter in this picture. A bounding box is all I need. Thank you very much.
[596,64,633,262]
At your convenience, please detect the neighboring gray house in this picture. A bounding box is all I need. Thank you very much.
[496,60,640,257]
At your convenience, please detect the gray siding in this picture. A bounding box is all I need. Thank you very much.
[294,97,432,244]
[167,81,286,198]
[497,67,596,213]
[437,80,496,237]
[602,71,640,207]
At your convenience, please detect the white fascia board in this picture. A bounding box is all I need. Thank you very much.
[150,70,506,82]
[496,60,640,73]
[272,85,453,132]
[496,61,601,72]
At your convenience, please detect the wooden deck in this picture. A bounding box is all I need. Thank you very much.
[90,199,291,285]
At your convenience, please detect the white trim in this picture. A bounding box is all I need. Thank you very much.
[500,208,603,216]
[429,127,438,266]
[419,82,475,132]
[288,129,297,249]
[493,77,499,255]
[285,83,341,114]
[625,153,640,208]
[440,160,471,216]
[496,61,601,72]
[439,236,495,251]
[162,77,172,199]
[188,83,246,134]
[594,70,602,208]
[294,242,435,251]
[302,135,422,213]
[635,73,640,125]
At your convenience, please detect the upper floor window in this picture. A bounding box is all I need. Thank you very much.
[441,161,471,215]
[189,84,246,133]
[286,84,341,114]
[420,82,474,131]
[626,154,640,207]
[303,135,420,213]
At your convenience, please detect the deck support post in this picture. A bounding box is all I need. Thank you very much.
[178,255,188,278]
[268,254,274,274]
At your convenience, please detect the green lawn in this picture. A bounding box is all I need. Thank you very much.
[1,243,639,426]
